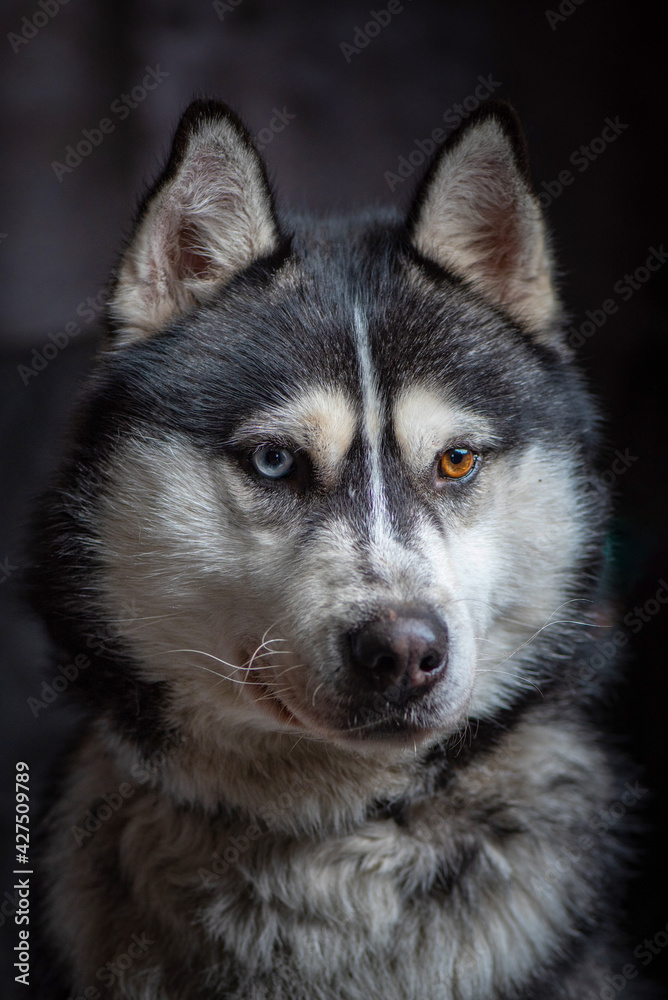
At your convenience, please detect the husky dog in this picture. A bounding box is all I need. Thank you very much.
[31,99,642,999]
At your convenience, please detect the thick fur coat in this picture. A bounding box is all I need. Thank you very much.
[30,100,643,999]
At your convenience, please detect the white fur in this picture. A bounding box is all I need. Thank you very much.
[94,377,586,766]
[45,711,611,999]
[37,101,623,1000]
[229,387,357,482]
[393,385,496,468]
[411,117,556,333]
[111,116,278,343]
[352,306,392,548]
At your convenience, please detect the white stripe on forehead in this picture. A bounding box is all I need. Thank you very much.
[353,306,391,542]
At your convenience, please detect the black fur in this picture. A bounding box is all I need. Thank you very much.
[28,100,648,999]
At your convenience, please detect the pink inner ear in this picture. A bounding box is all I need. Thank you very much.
[176,224,215,279]
[485,197,523,286]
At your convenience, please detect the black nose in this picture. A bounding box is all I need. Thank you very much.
[349,609,448,697]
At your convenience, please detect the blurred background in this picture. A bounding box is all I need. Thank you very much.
[0,0,666,993]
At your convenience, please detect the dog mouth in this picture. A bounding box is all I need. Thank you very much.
[248,675,447,744]
[237,634,464,742]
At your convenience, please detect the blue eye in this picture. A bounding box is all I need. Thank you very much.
[251,445,295,479]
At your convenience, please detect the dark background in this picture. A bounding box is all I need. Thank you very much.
[0,0,666,994]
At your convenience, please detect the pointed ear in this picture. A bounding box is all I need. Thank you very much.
[408,102,558,335]
[109,100,280,345]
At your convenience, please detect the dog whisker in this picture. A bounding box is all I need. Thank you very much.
[450,597,603,634]
[178,660,254,687]
[149,647,239,668]
[254,685,297,705]
[494,618,598,666]
[476,665,543,698]
[151,648,282,685]
[251,649,293,659]
[274,663,304,680]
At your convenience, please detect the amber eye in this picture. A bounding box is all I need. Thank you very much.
[437,447,477,480]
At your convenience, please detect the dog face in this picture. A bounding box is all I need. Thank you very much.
[46,102,605,750]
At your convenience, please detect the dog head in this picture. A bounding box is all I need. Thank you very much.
[37,101,606,756]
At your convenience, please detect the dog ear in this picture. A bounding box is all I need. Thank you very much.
[109,100,280,344]
[408,102,558,334]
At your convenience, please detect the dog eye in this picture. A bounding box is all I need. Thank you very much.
[437,447,477,481]
[251,445,295,479]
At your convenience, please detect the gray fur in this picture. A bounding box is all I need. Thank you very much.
[31,100,644,999]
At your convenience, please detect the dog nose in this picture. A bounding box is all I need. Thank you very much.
[349,610,448,696]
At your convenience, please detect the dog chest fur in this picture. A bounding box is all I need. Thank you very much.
[30,99,643,998]
[43,705,614,999]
